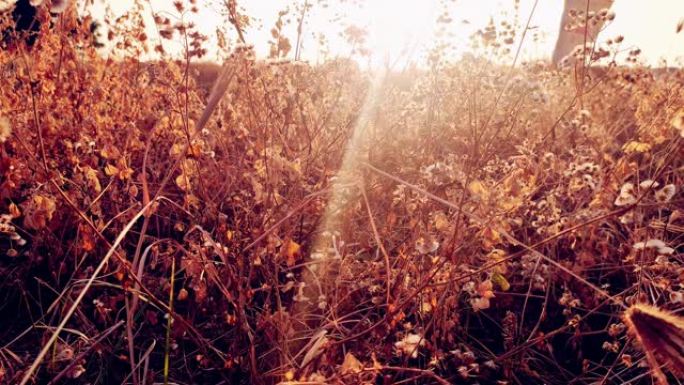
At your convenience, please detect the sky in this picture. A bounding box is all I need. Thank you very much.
[101,0,684,66]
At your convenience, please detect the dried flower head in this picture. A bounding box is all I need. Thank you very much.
[395,333,425,358]
[415,236,439,255]
[633,239,675,255]
[28,0,69,13]
[615,182,637,206]
[639,179,660,190]
[48,0,69,13]
[655,184,677,203]
[623,304,684,385]
[470,280,495,311]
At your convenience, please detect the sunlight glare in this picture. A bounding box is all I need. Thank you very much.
[358,0,439,63]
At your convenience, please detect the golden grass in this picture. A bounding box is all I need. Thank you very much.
[0,1,683,384]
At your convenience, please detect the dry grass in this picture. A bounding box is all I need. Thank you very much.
[0,2,683,385]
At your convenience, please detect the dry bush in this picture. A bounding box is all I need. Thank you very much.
[0,2,682,385]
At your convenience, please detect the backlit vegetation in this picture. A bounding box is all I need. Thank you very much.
[0,1,682,384]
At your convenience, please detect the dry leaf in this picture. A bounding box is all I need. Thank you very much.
[118,166,134,181]
[622,141,652,154]
[175,173,191,191]
[480,227,502,248]
[80,224,96,252]
[341,352,364,374]
[187,141,203,158]
[371,352,382,370]
[169,142,185,157]
[282,238,301,267]
[468,180,489,200]
[492,272,510,291]
[0,116,11,143]
[22,194,57,230]
[104,164,119,177]
[433,211,450,232]
[100,144,121,160]
[672,111,684,138]
[8,203,21,218]
[300,329,328,368]
[82,166,102,193]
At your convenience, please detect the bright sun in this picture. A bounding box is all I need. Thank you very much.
[357,0,440,62]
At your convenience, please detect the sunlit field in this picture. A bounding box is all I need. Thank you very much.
[0,0,683,384]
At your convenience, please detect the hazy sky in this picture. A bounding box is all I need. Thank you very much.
[108,0,684,66]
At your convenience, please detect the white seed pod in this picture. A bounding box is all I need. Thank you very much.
[639,179,660,190]
[655,184,676,203]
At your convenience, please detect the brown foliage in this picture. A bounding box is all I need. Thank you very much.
[0,2,682,385]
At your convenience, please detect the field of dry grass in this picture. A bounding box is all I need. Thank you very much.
[0,3,683,385]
